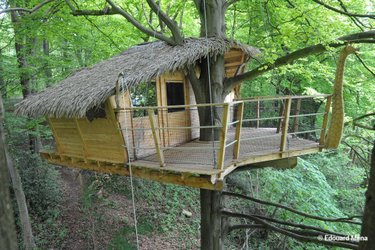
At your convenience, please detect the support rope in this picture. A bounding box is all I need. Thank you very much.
[120,75,140,250]
[203,0,217,168]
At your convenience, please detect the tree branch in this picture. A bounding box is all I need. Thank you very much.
[222,210,359,249]
[337,0,367,31]
[64,0,176,45]
[145,0,183,44]
[0,0,55,14]
[224,0,240,9]
[312,0,375,19]
[229,213,349,237]
[224,30,375,91]
[355,54,375,77]
[223,191,362,225]
[347,112,375,131]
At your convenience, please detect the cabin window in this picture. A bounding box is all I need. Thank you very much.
[131,82,157,117]
[166,82,185,112]
[86,104,106,121]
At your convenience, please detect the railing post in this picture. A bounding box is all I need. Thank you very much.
[217,103,230,170]
[279,97,292,154]
[319,95,332,150]
[276,100,285,133]
[292,98,302,133]
[147,109,165,167]
[233,102,244,160]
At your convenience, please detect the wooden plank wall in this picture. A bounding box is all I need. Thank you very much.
[165,110,190,146]
[49,101,126,164]
[49,118,84,158]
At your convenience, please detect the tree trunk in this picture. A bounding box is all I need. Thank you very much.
[200,189,224,250]
[0,93,18,250]
[359,140,375,249]
[0,49,5,95]
[190,0,227,141]
[10,11,31,98]
[193,2,228,249]
[43,39,53,87]
[0,85,36,248]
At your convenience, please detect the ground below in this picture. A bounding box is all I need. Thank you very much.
[58,167,199,249]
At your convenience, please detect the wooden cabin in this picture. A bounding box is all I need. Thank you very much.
[15,38,332,190]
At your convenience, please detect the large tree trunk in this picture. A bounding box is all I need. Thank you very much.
[359,141,375,249]
[200,189,224,250]
[6,132,37,250]
[194,1,228,249]
[0,40,36,248]
[0,93,18,250]
[190,0,227,141]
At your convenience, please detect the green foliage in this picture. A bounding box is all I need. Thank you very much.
[4,108,64,248]
[1,0,374,248]
[227,151,366,249]
[108,225,138,250]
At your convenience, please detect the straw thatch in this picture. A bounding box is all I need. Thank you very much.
[15,37,259,118]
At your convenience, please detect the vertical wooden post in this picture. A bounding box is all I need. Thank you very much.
[276,100,285,133]
[292,98,302,133]
[319,95,332,149]
[217,103,230,170]
[233,102,244,160]
[147,109,165,167]
[280,97,292,153]
[256,98,260,128]
[74,119,88,162]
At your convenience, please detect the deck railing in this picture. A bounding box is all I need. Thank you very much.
[117,94,332,170]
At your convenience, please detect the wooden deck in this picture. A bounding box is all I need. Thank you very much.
[41,127,321,191]
[41,95,332,190]
[131,127,320,175]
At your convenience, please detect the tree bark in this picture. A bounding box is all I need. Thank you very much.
[194,2,228,249]
[6,135,36,250]
[0,93,18,250]
[10,11,31,98]
[359,140,375,249]
[189,0,227,141]
[200,189,224,250]
[0,49,4,95]
[43,39,52,87]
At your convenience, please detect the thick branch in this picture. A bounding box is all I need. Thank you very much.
[146,0,183,44]
[312,0,375,19]
[224,0,240,9]
[223,191,362,225]
[351,112,375,130]
[65,0,176,45]
[224,30,375,91]
[229,213,349,237]
[0,0,55,14]
[222,211,359,249]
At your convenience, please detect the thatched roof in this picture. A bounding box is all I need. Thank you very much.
[15,37,259,118]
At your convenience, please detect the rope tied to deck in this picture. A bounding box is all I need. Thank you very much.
[120,73,140,250]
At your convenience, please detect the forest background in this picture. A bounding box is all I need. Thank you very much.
[0,0,374,249]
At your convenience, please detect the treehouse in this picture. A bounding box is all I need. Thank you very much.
[15,38,333,190]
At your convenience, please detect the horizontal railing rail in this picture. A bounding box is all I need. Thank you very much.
[116,94,332,171]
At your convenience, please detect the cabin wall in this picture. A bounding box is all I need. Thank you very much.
[49,100,126,163]
[114,72,194,160]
